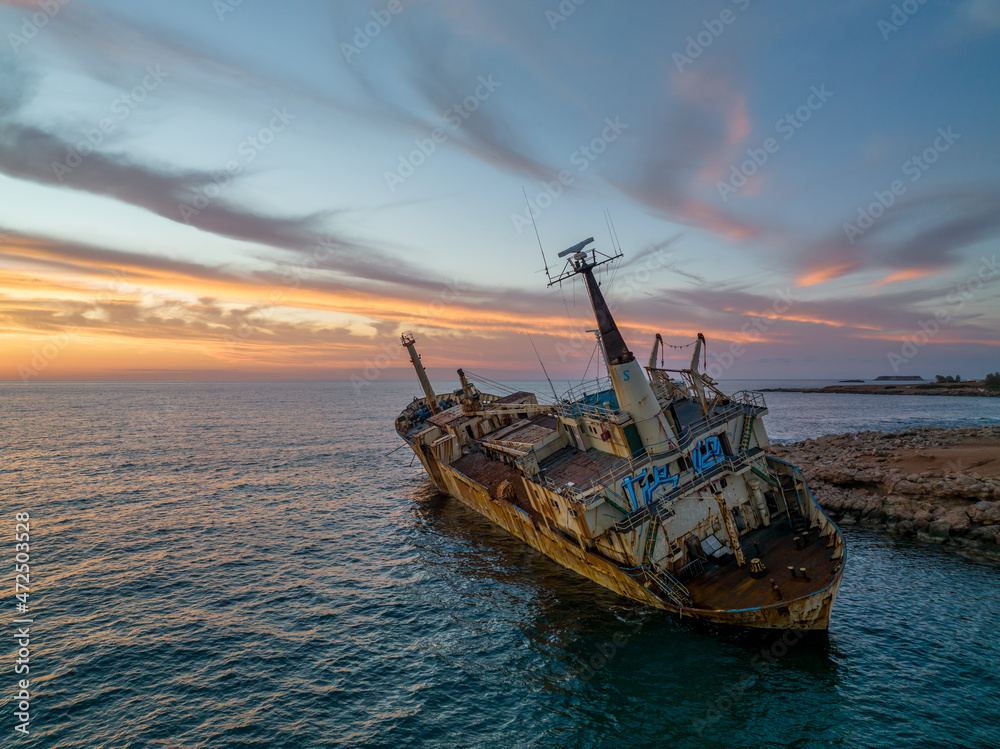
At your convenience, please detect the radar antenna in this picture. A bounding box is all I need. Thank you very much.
[547,237,623,287]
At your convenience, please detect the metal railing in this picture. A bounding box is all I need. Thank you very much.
[611,454,754,533]
[642,564,692,606]
[554,400,625,421]
[560,377,614,404]
[732,390,767,410]
[583,401,744,497]
[676,557,705,582]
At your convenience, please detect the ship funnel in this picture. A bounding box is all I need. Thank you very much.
[550,241,676,452]
[401,333,439,414]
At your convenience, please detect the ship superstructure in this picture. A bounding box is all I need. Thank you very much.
[395,239,845,629]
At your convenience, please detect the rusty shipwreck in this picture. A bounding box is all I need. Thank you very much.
[395,238,845,629]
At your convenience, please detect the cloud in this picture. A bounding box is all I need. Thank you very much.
[0,47,444,292]
[790,189,1000,286]
[889,191,1000,268]
[335,2,559,183]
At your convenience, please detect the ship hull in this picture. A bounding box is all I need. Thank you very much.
[405,436,843,631]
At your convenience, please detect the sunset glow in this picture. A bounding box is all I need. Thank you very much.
[2,1,999,382]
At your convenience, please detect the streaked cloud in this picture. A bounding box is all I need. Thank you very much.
[1,0,998,380]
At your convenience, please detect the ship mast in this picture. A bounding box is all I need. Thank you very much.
[689,333,709,416]
[550,239,675,452]
[401,333,439,414]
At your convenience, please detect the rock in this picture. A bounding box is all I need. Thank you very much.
[885,503,913,523]
[942,508,971,535]
[862,508,886,525]
[785,424,1000,562]
[918,530,948,545]
[927,520,951,538]
[895,519,916,536]
[969,525,1000,542]
[968,502,1000,525]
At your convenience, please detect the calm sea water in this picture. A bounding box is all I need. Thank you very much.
[1,380,999,748]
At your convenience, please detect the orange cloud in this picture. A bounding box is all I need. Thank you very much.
[869,268,935,287]
[796,263,860,287]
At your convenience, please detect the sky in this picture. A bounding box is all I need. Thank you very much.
[1,0,999,383]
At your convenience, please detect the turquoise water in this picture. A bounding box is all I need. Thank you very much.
[1,381,999,748]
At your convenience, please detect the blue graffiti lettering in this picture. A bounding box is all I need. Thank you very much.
[620,464,679,508]
[620,469,646,510]
[692,435,725,474]
[642,463,679,504]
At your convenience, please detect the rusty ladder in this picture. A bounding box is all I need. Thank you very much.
[739,414,755,451]
[641,564,692,607]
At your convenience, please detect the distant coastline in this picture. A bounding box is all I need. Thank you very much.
[760,382,999,397]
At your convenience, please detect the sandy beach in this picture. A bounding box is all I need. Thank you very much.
[769,425,1000,562]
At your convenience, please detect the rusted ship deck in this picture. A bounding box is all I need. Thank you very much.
[685,523,839,611]
[393,239,845,630]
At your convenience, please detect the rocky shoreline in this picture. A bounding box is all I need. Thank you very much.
[767,425,1000,563]
[760,383,998,397]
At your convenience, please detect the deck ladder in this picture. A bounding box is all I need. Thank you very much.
[641,564,692,607]
[739,414,755,451]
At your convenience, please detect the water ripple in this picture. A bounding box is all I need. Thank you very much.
[1,381,998,748]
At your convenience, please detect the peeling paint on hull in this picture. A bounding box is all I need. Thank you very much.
[412,439,843,631]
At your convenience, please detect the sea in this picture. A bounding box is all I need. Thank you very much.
[2,379,999,748]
